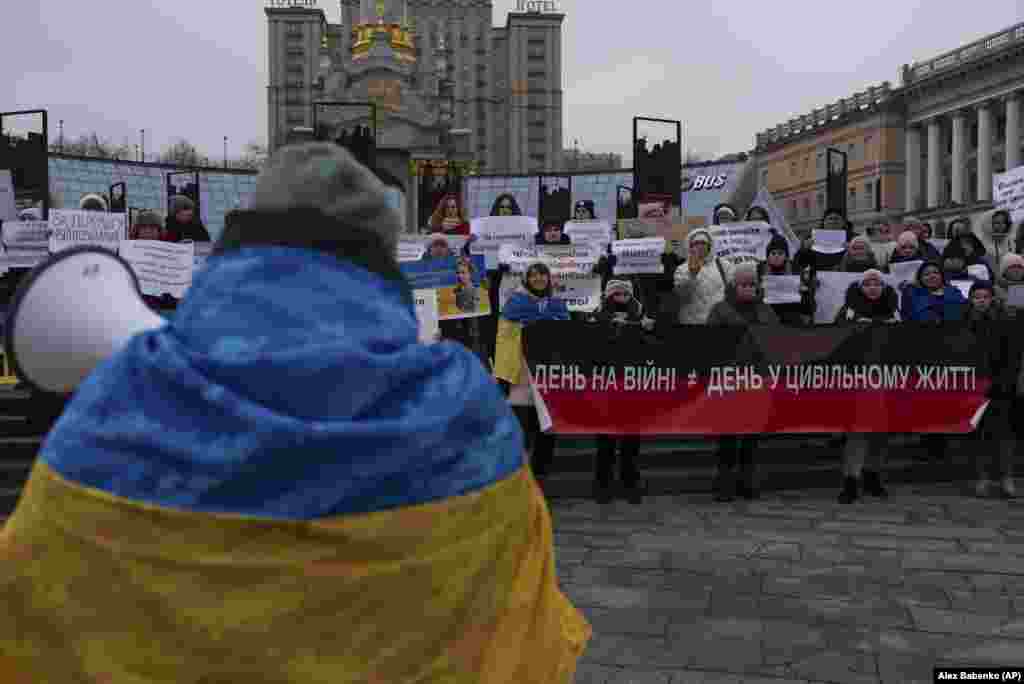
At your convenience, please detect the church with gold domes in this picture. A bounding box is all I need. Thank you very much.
[266,0,564,229]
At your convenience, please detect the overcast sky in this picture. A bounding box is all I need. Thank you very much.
[4,1,1021,164]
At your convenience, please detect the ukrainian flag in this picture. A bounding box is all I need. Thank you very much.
[0,245,590,683]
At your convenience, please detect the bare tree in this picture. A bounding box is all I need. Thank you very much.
[52,132,133,160]
[684,149,705,164]
[232,141,268,170]
[159,138,204,167]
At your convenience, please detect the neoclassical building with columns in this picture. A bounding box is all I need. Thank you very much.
[902,22,1024,229]
[756,21,1024,236]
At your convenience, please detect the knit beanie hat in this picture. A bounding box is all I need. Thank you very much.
[848,234,871,251]
[604,280,633,298]
[134,210,163,228]
[765,234,789,257]
[689,228,713,247]
[247,143,403,251]
[79,193,108,212]
[169,195,195,214]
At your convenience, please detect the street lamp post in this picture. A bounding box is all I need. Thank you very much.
[58,119,64,152]
[140,129,146,163]
[223,136,228,169]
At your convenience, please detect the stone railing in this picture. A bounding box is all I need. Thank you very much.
[755,82,892,149]
[901,22,1024,85]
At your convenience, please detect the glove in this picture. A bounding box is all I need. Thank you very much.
[498,262,510,275]
[641,317,655,332]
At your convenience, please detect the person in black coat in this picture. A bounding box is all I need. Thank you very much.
[477,194,526,367]
[760,234,815,326]
[794,208,855,273]
[584,280,654,504]
[166,195,211,243]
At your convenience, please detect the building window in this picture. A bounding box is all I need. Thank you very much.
[285,80,303,89]
[789,199,797,218]
[790,160,797,178]
[971,124,978,149]
[804,156,809,175]
[476,80,487,89]
[285,96,303,106]
[863,182,873,209]
[286,64,303,75]
[802,197,810,216]
[864,135,873,157]
[760,169,768,188]
[527,38,545,46]
[847,142,858,162]
[527,70,546,78]
[817,152,824,173]
[849,186,857,208]
[286,114,305,126]
[817,193,824,210]
[287,48,304,58]
[530,153,545,162]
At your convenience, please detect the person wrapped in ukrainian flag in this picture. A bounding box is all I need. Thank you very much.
[0,143,591,683]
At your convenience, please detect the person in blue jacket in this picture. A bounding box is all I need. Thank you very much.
[899,261,967,322]
[899,260,967,463]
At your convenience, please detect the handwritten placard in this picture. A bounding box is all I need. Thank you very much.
[611,238,665,275]
[49,210,126,252]
[119,240,195,298]
[811,229,846,254]
[469,215,536,269]
[762,275,802,305]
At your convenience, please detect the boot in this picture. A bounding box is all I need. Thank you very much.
[736,465,759,500]
[1000,476,1016,499]
[593,438,616,504]
[838,476,858,504]
[862,470,888,498]
[974,478,992,498]
[619,443,644,505]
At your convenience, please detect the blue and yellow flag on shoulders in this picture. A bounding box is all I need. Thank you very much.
[0,246,590,683]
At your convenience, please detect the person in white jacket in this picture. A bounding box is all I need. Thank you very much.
[673,228,731,324]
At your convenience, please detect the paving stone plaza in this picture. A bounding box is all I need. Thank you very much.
[551,483,1024,684]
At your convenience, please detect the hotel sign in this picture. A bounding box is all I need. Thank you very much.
[514,0,559,12]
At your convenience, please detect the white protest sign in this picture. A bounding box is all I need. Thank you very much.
[710,220,773,263]
[564,220,613,247]
[889,259,923,285]
[1008,285,1024,308]
[0,218,49,271]
[49,210,126,253]
[470,215,536,269]
[2,220,50,248]
[497,243,601,312]
[0,170,16,221]
[119,240,195,299]
[762,275,802,305]
[414,288,440,344]
[993,165,1024,223]
[950,280,973,299]
[811,229,847,254]
[398,240,426,262]
[967,264,990,281]
[611,237,666,275]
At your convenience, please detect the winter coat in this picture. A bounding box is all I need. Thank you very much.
[834,283,900,323]
[706,285,780,327]
[165,215,211,243]
[673,229,731,325]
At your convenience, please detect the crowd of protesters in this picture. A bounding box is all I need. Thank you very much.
[420,200,1024,506]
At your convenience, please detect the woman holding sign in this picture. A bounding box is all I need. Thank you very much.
[706,262,779,501]
[494,263,570,482]
[673,229,731,324]
[834,269,900,504]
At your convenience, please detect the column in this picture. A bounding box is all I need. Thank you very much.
[905,124,921,211]
[927,118,942,208]
[951,110,966,204]
[1007,92,1021,171]
[977,102,993,202]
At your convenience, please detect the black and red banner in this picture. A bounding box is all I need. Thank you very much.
[523,322,1021,435]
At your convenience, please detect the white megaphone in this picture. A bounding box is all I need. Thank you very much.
[4,246,165,395]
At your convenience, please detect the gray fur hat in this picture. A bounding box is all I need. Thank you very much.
[248,143,403,250]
